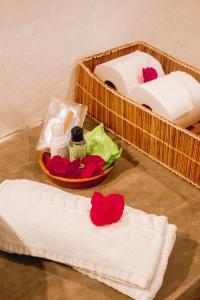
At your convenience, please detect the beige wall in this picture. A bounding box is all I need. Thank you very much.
[1,0,200,139]
[141,0,200,68]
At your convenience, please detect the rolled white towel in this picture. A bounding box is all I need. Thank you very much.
[0,179,176,299]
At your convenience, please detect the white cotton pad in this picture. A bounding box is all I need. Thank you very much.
[58,107,68,120]
[44,117,62,145]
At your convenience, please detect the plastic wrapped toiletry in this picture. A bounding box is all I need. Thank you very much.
[85,124,122,168]
[36,98,87,152]
[50,123,68,158]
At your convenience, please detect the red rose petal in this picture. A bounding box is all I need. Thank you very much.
[142,67,158,83]
[66,158,81,178]
[79,163,103,178]
[45,155,105,179]
[42,152,50,165]
[82,155,105,168]
[90,192,124,226]
[46,155,70,177]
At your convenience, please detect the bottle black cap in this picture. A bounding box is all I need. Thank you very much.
[71,126,84,142]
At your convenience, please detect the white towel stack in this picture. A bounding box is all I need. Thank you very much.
[0,180,176,300]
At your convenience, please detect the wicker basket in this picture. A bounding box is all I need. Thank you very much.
[75,41,200,188]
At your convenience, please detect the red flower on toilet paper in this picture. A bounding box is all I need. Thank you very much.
[142,67,158,83]
[90,191,124,226]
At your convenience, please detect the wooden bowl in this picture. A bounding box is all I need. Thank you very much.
[38,152,114,189]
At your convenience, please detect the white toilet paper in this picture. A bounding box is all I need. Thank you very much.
[130,72,194,123]
[94,51,164,98]
[175,71,200,127]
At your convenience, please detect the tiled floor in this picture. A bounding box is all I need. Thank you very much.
[0,117,200,300]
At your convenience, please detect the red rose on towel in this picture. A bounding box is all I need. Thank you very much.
[142,67,158,83]
[90,191,124,226]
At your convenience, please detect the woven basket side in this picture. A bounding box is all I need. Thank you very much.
[75,42,200,188]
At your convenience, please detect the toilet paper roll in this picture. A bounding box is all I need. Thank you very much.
[130,72,194,123]
[175,71,200,127]
[94,50,164,98]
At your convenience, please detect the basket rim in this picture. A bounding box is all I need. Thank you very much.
[81,40,200,75]
[77,41,200,142]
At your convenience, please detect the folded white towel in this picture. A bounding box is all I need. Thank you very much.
[0,179,176,299]
[77,224,176,300]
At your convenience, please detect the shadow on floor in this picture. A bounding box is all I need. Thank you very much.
[176,278,200,300]
[0,218,47,300]
[156,233,198,299]
[0,252,47,300]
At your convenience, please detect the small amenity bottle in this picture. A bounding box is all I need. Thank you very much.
[69,126,86,161]
[50,123,68,158]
